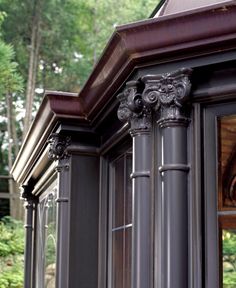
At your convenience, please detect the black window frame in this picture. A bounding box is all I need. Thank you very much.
[98,136,132,288]
[203,101,236,287]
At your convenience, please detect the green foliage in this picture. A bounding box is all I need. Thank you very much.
[0,41,23,95]
[0,216,24,288]
[223,230,236,286]
[0,0,159,94]
[0,259,23,288]
[0,7,23,177]
[45,220,56,267]
[0,0,159,178]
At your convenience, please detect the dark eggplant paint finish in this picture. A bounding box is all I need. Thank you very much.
[131,133,152,288]
[23,198,35,288]
[11,1,236,288]
[69,155,99,288]
[56,158,70,288]
[161,126,189,288]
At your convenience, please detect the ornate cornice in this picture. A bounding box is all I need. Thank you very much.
[47,133,71,160]
[142,68,192,128]
[117,81,152,136]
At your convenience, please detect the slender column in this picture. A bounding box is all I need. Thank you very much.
[117,81,152,288]
[55,158,70,288]
[142,68,192,288]
[21,185,37,288]
[47,133,71,288]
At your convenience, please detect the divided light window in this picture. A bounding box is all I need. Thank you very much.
[108,152,132,288]
[35,180,57,288]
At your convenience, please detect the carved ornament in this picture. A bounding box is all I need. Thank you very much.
[142,68,192,127]
[48,133,71,160]
[117,81,152,136]
[21,184,37,204]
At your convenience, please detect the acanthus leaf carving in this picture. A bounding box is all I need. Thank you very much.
[117,81,152,136]
[142,68,192,127]
[47,133,71,160]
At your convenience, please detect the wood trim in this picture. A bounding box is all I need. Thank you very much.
[219,214,236,229]
[80,3,236,118]
[12,3,236,184]
[11,92,86,184]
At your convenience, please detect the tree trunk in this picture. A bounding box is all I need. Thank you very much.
[6,93,23,220]
[92,0,99,65]
[23,0,42,139]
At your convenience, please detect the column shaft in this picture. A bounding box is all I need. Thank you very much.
[132,133,152,288]
[24,199,35,288]
[161,126,189,288]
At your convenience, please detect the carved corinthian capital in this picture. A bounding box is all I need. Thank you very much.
[117,81,151,136]
[47,133,71,160]
[142,68,192,127]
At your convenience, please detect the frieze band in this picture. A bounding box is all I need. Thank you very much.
[117,68,192,130]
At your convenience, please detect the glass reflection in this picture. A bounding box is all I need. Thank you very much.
[218,116,236,209]
[111,153,132,288]
[45,191,57,288]
[36,187,57,288]
[222,229,236,287]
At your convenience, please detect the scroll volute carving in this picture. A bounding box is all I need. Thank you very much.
[117,68,192,131]
[142,68,192,127]
[117,81,152,135]
[47,133,71,161]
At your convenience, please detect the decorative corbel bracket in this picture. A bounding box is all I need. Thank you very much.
[117,80,152,136]
[47,133,71,161]
[21,184,37,210]
[142,68,192,127]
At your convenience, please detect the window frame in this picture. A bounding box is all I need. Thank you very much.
[34,177,58,288]
[98,137,132,288]
[107,151,132,288]
[203,101,236,287]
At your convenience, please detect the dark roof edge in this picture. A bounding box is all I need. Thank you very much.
[78,2,236,119]
[11,2,236,184]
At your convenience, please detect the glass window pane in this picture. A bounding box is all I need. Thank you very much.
[110,152,132,288]
[218,116,236,209]
[112,230,124,288]
[125,155,132,225]
[112,156,125,228]
[111,227,132,288]
[222,228,236,287]
[124,227,131,288]
[45,191,57,288]
[36,182,57,288]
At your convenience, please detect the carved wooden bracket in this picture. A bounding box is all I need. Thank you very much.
[21,184,37,205]
[47,133,71,160]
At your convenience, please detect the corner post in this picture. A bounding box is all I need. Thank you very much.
[142,68,192,288]
[21,184,37,288]
[118,81,152,288]
[48,133,71,288]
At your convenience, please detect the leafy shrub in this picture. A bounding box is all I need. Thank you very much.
[0,216,24,288]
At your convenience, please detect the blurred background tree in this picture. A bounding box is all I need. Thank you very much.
[0,0,159,286]
[0,0,158,217]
